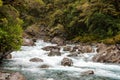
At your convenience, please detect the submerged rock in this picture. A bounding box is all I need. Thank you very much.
[0,71,26,80]
[81,70,94,76]
[61,57,73,66]
[29,58,43,62]
[39,64,50,68]
[67,52,79,57]
[42,46,60,51]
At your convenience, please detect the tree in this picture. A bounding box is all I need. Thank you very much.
[0,5,23,59]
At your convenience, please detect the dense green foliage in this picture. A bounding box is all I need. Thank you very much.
[0,0,120,55]
[40,0,120,43]
[0,4,23,53]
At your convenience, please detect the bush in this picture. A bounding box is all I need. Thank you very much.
[0,5,23,53]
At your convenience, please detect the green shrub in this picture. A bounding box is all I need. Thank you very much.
[0,5,23,53]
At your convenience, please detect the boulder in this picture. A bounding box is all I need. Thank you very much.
[23,38,34,46]
[78,45,94,53]
[81,70,94,76]
[93,45,120,63]
[96,43,107,53]
[63,46,72,51]
[0,71,26,80]
[25,24,41,38]
[48,49,61,56]
[51,37,64,46]
[29,58,43,62]
[4,54,12,59]
[61,57,73,66]
[70,46,79,52]
[42,46,60,51]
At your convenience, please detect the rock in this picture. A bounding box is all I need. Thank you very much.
[4,54,12,59]
[29,58,43,62]
[63,46,72,51]
[93,45,120,63]
[67,52,79,57]
[9,72,26,80]
[70,46,79,52]
[25,24,41,38]
[48,49,61,56]
[81,70,94,76]
[23,38,34,46]
[61,57,73,66]
[39,64,50,68]
[42,46,60,51]
[78,45,94,53]
[0,71,26,80]
[96,43,107,53]
[22,32,30,39]
[51,37,64,46]
[0,72,9,80]
[32,38,37,42]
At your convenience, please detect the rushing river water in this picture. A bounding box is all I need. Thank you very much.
[1,40,120,80]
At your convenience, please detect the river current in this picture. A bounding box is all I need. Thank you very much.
[1,40,120,80]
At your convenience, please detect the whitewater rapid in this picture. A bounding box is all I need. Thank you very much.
[1,40,120,80]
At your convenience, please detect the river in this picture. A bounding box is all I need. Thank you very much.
[0,40,120,80]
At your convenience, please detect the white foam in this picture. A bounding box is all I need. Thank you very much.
[5,40,120,79]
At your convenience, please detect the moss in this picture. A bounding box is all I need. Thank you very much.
[0,0,2,6]
[102,38,115,44]
[114,34,120,44]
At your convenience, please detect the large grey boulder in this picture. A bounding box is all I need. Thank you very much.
[61,57,73,66]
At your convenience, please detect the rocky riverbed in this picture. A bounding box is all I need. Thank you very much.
[0,40,120,80]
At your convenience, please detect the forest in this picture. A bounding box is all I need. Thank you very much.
[0,0,120,55]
